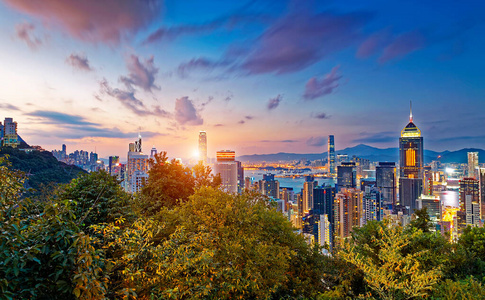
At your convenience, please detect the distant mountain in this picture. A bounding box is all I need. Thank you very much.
[237,144,482,164]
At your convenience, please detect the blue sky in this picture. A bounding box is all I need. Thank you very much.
[0,0,484,159]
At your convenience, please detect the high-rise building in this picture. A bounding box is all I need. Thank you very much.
[2,117,20,148]
[214,150,238,193]
[313,186,335,248]
[479,168,485,220]
[362,186,382,224]
[376,162,396,206]
[109,156,120,176]
[259,173,280,198]
[468,152,479,179]
[303,176,317,212]
[236,161,244,193]
[399,104,424,214]
[334,188,363,240]
[459,178,480,229]
[337,162,356,191]
[126,135,148,193]
[198,131,207,164]
[328,135,336,176]
[150,146,157,159]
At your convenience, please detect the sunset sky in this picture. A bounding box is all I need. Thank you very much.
[0,0,484,159]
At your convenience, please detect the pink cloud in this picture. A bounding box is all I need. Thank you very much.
[303,66,342,100]
[15,22,42,50]
[4,0,161,45]
[378,31,425,63]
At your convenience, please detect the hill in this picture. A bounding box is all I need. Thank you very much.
[0,147,86,193]
[237,144,481,164]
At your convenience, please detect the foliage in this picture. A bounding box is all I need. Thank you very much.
[98,187,327,299]
[0,147,85,195]
[138,152,221,217]
[430,277,485,300]
[408,207,432,233]
[339,221,441,299]
[57,170,134,229]
[0,157,108,299]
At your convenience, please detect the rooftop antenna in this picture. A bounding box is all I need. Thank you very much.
[409,100,413,122]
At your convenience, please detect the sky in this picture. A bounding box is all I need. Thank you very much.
[0,0,484,160]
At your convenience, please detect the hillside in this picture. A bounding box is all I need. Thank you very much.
[237,144,482,164]
[0,147,86,192]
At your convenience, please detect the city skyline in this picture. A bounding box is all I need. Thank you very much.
[1,0,485,158]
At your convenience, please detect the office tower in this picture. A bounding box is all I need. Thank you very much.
[280,187,294,211]
[214,150,238,193]
[317,214,332,250]
[399,104,424,214]
[423,166,433,196]
[199,131,207,164]
[126,135,149,193]
[328,135,336,176]
[334,188,363,240]
[459,178,480,229]
[417,195,441,223]
[480,168,485,220]
[337,162,356,190]
[376,162,396,206]
[303,176,317,212]
[296,192,303,229]
[362,186,382,224]
[245,177,252,190]
[314,186,336,248]
[109,156,120,176]
[2,117,20,148]
[236,161,244,192]
[89,152,98,165]
[259,173,280,198]
[150,146,157,159]
[468,152,479,179]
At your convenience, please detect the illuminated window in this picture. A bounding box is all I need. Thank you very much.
[406,149,416,167]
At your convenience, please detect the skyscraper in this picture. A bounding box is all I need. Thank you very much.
[199,131,207,164]
[150,146,158,159]
[328,135,336,176]
[376,162,396,206]
[303,176,317,212]
[337,162,356,191]
[399,104,423,214]
[468,152,479,179]
[334,188,363,240]
[214,150,238,193]
[459,178,480,229]
[479,168,485,220]
[126,135,148,193]
[259,173,280,198]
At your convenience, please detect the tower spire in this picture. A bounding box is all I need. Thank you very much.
[409,100,413,122]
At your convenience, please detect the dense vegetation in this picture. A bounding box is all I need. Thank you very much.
[0,147,86,194]
[1,152,485,299]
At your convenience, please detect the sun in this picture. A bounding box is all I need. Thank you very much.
[192,149,200,158]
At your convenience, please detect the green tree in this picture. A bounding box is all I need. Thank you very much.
[339,222,441,299]
[409,207,432,233]
[0,157,108,299]
[98,187,327,299]
[431,277,485,300]
[57,170,134,229]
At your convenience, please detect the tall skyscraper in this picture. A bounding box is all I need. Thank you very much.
[362,186,383,224]
[328,135,336,176]
[259,173,280,198]
[459,178,480,229]
[198,131,207,164]
[303,176,317,212]
[468,152,479,179]
[337,162,356,191]
[376,162,396,206]
[399,104,424,214]
[334,188,363,240]
[313,186,336,248]
[214,150,238,193]
[126,135,149,193]
[480,168,485,220]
